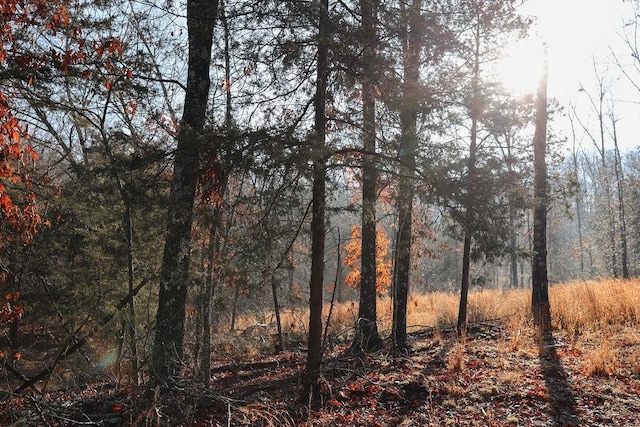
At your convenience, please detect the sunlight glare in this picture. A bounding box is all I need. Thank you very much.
[494,37,546,95]
[512,0,630,98]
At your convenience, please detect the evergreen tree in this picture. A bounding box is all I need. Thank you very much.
[352,0,384,355]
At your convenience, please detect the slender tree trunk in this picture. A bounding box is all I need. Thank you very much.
[199,202,223,384]
[568,116,585,276]
[199,0,231,382]
[336,261,344,303]
[230,281,240,332]
[509,215,518,288]
[457,16,481,338]
[572,153,585,276]
[352,0,383,354]
[305,0,329,399]
[457,235,472,335]
[611,112,629,279]
[595,87,617,277]
[392,0,420,354]
[506,136,519,288]
[124,205,139,384]
[116,319,126,385]
[221,0,232,128]
[100,120,139,385]
[152,0,218,382]
[531,60,551,332]
[272,277,284,353]
[287,251,296,302]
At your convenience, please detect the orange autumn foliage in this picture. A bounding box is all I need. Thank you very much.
[344,225,392,294]
[0,1,78,246]
[1,1,124,248]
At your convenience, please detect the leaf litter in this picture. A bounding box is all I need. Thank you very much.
[2,321,640,426]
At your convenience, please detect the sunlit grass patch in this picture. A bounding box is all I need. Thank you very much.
[219,278,640,353]
[583,339,618,377]
[551,279,640,335]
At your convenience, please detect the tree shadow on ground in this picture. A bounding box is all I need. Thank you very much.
[539,332,580,426]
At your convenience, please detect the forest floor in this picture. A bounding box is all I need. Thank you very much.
[2,319,640,426]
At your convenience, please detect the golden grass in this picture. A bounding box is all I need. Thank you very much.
[447,341,466,371]
[224,278,640,350]
[550,279,639,334]
[583,339,618,377]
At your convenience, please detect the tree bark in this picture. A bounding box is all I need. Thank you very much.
[305,0,329,400]
[352,0,383,354]
[531,60,551,332]
[151,0,218,382]
[457,14,481,338]
[393,0,420,354]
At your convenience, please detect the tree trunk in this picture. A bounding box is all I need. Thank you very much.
[272,277,284,353]
[392,0,420,354]
[531,60,551,332]
[595,83,617,277]
[199,206,222,384]
[573,163,585,277]
[352,0,383,354]
[509,215,519,288]
[124,204,139,385]
[457,16,481,338]
[611,112,629,279]
[199,0,232,382]
[230,281,240,333]
[457,235,472,336]
[151,0,218,382]
[305,0,329,400]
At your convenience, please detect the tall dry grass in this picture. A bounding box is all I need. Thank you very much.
[550,279,639,334]
[226,278,640,346]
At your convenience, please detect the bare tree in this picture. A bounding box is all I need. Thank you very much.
[576,67,617,277]
[609,105,630,278]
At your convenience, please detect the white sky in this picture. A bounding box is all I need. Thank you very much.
[502,0,640,153]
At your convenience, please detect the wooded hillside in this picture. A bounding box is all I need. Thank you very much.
[2,1,640,424]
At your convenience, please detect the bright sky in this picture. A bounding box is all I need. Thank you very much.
[497,0,640,152]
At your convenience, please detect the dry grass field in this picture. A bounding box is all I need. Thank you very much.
[223,278,640,357]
